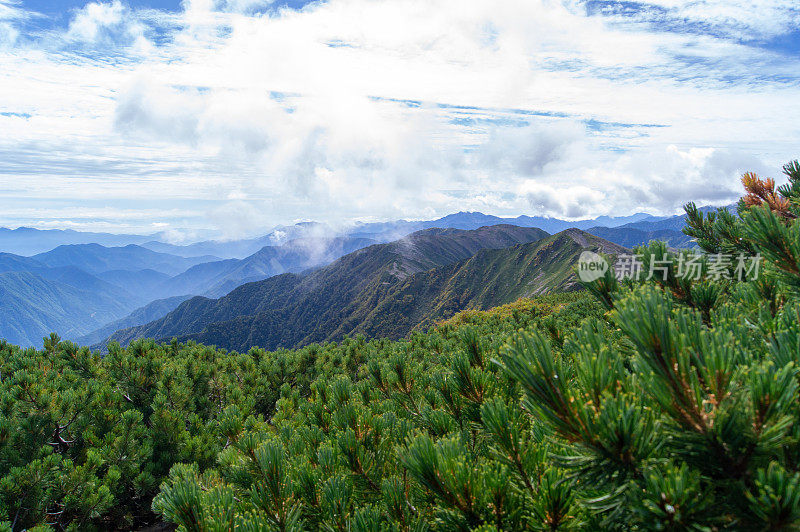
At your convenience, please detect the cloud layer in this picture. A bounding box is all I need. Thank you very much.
[0,0,798,236]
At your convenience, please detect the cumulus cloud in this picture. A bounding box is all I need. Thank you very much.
[0,0,798,236]
[64,0,154,53]
[521,182,606,218]
[475,121,587,178]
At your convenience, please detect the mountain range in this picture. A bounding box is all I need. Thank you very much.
[159,236,377,298]
[138,211,670,258]
[0,236,377,346]
[0,227,157,256]
[0,271,134,347]
[2,208,701,259]
[32,244,220,276]
[1,207,728,348]
[104,226,625,353]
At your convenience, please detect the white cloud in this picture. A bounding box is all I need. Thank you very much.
[629,0,800,39]
[0,0,798,236]
[63,0,154,53]
[67,1,125,42]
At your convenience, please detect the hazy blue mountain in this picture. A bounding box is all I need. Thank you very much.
[0,252,43,272]
[346,211,661,241]
[105,225,551,348]
[620,216,689,232]
[95,269,172,300]
[159,236,377,298]
[75,294,192,346]
[143,237,278,259]
[616,204,736,233]
[0,227,155,256]
[139,211,669,259]
[0,251,156,346]
[0,206,723,260]
[0,236,379,347]
[141,222,330,259]
[32,265,140,300]
[419,211,659,234]
[1,251,146,299]
[0,271,138,347]
[33,244,220,276]
[585,227,694,249]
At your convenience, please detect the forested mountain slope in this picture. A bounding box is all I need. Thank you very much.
[105,225,550,347]
[351,228,625,339]
[0,271,135,346]
[178,229,624,351]
[75,294,193,346]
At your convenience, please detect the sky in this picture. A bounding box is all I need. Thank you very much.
[0,0,798,240]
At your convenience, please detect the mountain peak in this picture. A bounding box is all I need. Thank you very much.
[554,228,628,255]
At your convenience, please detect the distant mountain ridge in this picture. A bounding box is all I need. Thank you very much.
[158,236,377,298]
[0,271,136,347]
[142,211,663,258]
[104,225,551,349]
[103,226,627,353]
[33,244,220,276]
[585,227,694,249]
[0,227,158,256]
[2,206,736,348]
[2,206,723,261]
[75,295,193,347]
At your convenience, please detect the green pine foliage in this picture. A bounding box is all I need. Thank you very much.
[0,294,597,530]
[2,161,800,530]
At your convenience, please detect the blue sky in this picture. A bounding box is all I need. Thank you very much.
[20,0,317,14]
[0,0,798,239]
[23,0,181,12]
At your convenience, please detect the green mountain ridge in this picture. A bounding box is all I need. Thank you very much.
[178,228,625,351]
[74,294,193,346]
[353,228,626,339]
[104,226,624,353]
[159,236,377,298]
[104,225,551,348]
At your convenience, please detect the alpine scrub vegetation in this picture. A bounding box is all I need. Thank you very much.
[0,294,597,530]
[1,161,800,530]
[151,160,800,531]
